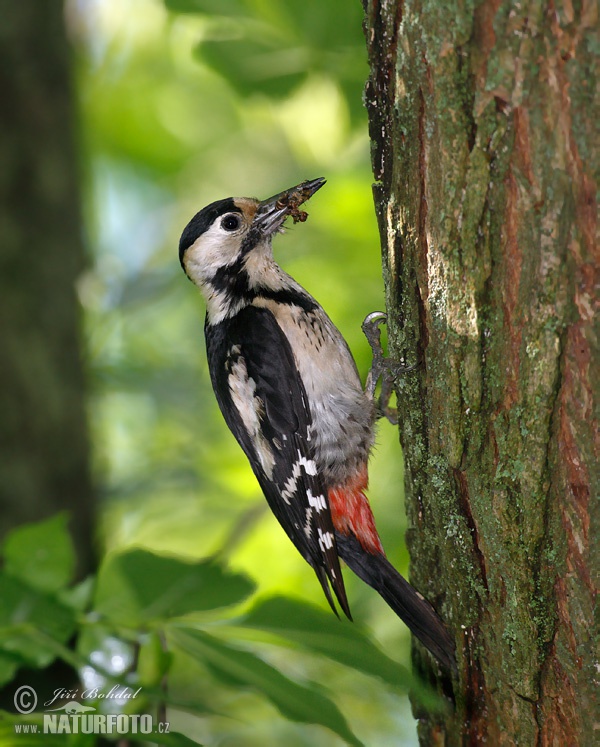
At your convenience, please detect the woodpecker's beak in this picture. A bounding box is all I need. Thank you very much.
[253,177,326,235]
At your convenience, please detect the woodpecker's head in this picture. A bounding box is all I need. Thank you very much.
[178,178,325,318]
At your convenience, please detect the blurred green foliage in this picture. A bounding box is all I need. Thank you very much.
[9,0,419,744]
[0,515,428,746]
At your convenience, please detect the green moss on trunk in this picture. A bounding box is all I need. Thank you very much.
[362,0,597,743]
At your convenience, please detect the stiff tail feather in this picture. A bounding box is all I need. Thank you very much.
[336,532,457,674]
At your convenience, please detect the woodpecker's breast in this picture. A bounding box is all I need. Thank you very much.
[252,298,375,486]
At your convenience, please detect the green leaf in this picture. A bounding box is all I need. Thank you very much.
[0,572,76,669]
[165,0,246,14]
[137,632,172,687]
[0,712,96,746]
[3,514,75,593]
[240,596,443,708]
[184,0,367,96]
[196,36,307,100]
[170,627,364,747]
[74,622,216,720]
[57,576,95,613]
[129,731,204,747]
[241,595,413,690]
[0,717,49,746]
[0,651,19,688]
[94,549,255,626]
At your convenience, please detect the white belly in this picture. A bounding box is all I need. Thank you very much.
[253,298,376,485]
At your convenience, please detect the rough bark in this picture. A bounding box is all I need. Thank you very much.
[0,1,95,575]
[362,1,597,744]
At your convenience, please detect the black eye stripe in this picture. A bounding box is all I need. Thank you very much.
[221,214,241,231]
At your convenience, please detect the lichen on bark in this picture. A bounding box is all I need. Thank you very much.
[362,0,597,743]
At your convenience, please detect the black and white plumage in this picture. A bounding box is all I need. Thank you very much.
[179,179,456,673]
[205,304,350,617]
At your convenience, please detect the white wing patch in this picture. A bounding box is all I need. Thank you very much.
[303,507,313,537]
[318,528,334,550]
[307,489,327,512]
[228,356,275,478]
[281,451,319,504]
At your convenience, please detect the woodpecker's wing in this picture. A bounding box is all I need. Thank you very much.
[205,305,351,618]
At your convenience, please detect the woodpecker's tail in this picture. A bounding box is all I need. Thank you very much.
[335,531,457,674]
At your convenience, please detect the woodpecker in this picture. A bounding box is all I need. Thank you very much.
[179,178,456,673]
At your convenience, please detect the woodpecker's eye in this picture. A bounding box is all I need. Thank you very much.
[220,214,241,232]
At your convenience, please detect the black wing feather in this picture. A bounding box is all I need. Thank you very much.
[205,306,350,617]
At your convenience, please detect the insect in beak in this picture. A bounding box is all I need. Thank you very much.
[253,177,326,235]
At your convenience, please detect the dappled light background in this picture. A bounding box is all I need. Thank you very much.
[70,0,417,743]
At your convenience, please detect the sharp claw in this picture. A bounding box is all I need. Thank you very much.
[361,311,388,338]
[362,312,388,400]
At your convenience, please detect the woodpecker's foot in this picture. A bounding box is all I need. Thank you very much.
[362,312,417,425]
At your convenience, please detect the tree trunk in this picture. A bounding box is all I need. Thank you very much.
[0,0,95,576]
[362,1,596,744]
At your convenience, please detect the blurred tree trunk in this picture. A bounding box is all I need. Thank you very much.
[0,0,95,575]
[362,1,596,744]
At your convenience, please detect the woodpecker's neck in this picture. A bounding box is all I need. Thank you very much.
[199,238,311,325]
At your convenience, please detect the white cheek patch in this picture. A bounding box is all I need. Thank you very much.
[228,357,275,478]
[185,229,246,323]
[185,227,241,283]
